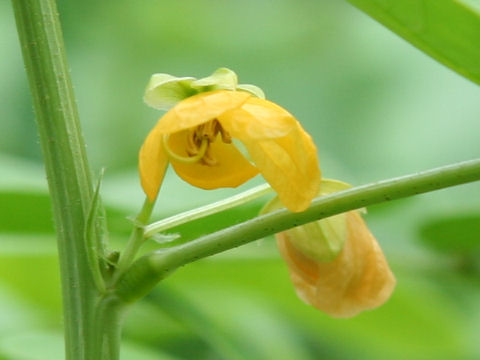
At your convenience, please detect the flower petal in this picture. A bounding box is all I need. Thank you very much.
[138,127,169,202]
[167,130,259,189]
[277,211,396,318]
[152,90,251,135]
[218,97,297,140]
[240,123,321,212]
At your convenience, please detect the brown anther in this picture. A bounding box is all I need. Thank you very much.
[219,126,232,143]
[203,120,218,142]
[186,129,200,156]
[194,125,205,144]
[201,146,218,166]
[183,119,232,166]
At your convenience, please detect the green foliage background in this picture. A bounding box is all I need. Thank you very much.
[1,0,480,359]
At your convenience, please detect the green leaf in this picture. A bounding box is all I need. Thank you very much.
[84,169,107,292]
[346,0,480,84]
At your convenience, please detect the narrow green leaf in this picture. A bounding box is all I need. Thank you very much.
[84,169,106,293]
[346,0,480,84]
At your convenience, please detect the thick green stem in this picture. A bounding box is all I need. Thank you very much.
[115,159,480,302]
[11,0,103,358]
[91,295,127,360]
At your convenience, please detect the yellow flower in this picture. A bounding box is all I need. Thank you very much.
[139,89,321,212]
[264,179,396,317]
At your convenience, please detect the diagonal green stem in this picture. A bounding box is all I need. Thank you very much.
[11,0,105,358]
[111,198,154,285]
[115,158,480,302]
[143,183,272,238]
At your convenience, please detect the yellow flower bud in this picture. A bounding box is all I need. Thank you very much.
[266,179,396,317]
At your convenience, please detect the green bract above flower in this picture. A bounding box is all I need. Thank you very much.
[144,68,265,111]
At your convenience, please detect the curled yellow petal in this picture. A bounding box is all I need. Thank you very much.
[167,130,259,189]
[219,97,320,212]
[242,123,321,212]
[218,97,298,140]
[153,90,251,135]
[138,127,169,202]
[277,211,396,318]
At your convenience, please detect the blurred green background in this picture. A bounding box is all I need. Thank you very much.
[1,0,480,359]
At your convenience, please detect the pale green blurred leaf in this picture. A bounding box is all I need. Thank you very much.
[145,286,313,360]
[419,214,480,253]
[0,286,41,335]
[0,253,61,315]
[346,0,480,84]
[0,192,53,234]
[0,332,177,360]
[0,333,62,360]
[159,256,480,360]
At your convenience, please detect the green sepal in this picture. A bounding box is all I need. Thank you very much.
[237,84,265,99]
[261,179,353,262]
[143,74,197,110]
[191,67,238,90]
[144,68,266,111]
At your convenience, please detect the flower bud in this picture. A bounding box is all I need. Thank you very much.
[264,179,396,318]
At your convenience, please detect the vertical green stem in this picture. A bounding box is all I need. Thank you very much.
[11,0,101,358]
[91,295,127,360]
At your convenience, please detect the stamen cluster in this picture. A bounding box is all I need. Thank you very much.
[185,120,232,165]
